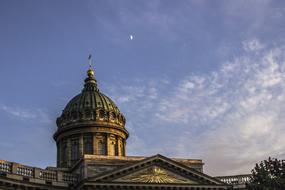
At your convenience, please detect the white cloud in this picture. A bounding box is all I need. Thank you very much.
[107,40,285,176]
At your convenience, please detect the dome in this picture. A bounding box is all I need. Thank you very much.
[56,68,126,128]
[64,90,120,117]
[54,60,128,168]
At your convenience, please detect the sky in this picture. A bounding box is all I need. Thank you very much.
[0,0,285,176]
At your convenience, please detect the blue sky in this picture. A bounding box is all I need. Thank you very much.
[1,0,285,176]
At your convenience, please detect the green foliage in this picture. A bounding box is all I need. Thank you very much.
[246,157,285,190]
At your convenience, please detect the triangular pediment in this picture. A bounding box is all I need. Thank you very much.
[113,166,197,184]
[88,154,224,186]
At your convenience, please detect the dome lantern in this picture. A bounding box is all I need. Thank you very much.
[83,54,98,91]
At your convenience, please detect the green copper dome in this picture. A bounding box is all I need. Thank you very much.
[63,91,120,115]
[56,67,126,128]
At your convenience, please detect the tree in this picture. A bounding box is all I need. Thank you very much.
[246,157,285,190]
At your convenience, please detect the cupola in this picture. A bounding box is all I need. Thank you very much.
[54,56,128,168]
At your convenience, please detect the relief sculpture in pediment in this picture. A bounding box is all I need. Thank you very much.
[114,166,197,184]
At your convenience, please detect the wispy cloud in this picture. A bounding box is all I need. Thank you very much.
[0,104,55,167]
[107,39,285,175]
[242,39,265,52]
[0,105,52,123]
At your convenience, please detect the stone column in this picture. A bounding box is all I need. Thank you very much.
[79,134,84,157]
[118,137,122,156]
[123,139,126,156]
[67,138,71,167]
[57,142,60,167]
[106,133,110,156]
[93,133,97,155]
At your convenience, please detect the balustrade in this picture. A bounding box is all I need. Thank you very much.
[0,160,12,173]
[0,160,78,184]
[216,174,251,185]
[16,166,33,177]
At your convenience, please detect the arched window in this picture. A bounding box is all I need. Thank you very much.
[109,112,116,121]
[71,137,79,164]
[109,135,117,156]
[98,140,106,155]
[83,134,93,154]
[115,142,118,156]
[85,109,91,119]
[99,110,105,120]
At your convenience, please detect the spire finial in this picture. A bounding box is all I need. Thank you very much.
[87,54,94,78]
[88,54,93,69]
[84,54,98,91]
